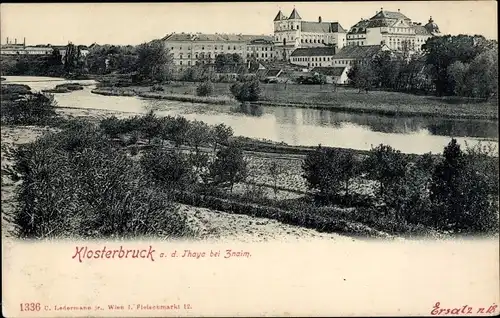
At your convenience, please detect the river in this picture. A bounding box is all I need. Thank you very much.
[3,76,498,155]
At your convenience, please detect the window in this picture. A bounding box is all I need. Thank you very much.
[234,46,236,50]
[202,46,205,50]
[296,25,299,30]
[188,61,191,66]
[180,61,183,65]
[180,54,183,59]
[215,46,217,50]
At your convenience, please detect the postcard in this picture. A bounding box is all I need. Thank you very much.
[1,1,499,317]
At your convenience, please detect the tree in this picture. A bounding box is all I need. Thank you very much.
[186,120,211,153]
[230,79,261,102]
[208,143,248,192]
[302,146,357,202]
[135,40,173,83]
[347,61,376,93]
[168,116,190,148]
[363,144,408,198]
[139,111,162,143]
[196,81,214,96]
[268,161,284,199]
[422,35,494,96]
[211,123,233,153]
[63,42,82,74]
[430,139,499,233]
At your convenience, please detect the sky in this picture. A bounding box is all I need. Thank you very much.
[1,1,497,46]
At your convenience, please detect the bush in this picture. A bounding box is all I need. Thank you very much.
[430,139,499,233]
[5,125,191,239]
[151,84,164,92]
[207,143,248,192]
[1,92,58,125]
[230,80,261,102]
[140,146,198,191]
[196,81,214,97]
[362,144,408,198]
[302,146,358,203]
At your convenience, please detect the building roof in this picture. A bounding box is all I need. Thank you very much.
[162,32,273,43]
[274,10,286,21]
[291,47,337,57]
[348,20,370,34]
[366,19,393,28]
[424,17,440,34]
[333,45,385,59]
[289,8,302,20]
[369,10,410,21]
[312,66,347,76]
[301,21,346,33]
[249,37,274,45]
[413,25,431,35]
[266,69,282,77]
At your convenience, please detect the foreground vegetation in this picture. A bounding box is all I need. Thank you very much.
[1,90,498,239]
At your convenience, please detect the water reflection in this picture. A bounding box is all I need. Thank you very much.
[3,76,498,155]
[231,103,264,117]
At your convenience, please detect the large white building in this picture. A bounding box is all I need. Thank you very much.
[161,33,275,69]
[273,8,347,61]
[346,9,441,51]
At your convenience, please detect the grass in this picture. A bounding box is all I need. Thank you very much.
[93,81,498,120]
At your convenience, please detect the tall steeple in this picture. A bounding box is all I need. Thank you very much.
[289,7,301,20]
[274,10,285,21]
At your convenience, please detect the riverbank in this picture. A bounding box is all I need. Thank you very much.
[92,82,499,120]
[91,88,236,105]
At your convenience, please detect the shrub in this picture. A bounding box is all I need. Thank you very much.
[362,144,408,198]
[1,92,58,125]
[140,147,198,191]
[5,126,191,239]
[230,80,261,102]
[150,84,164,92]
[302,146,358,203]
[196,81,214,97]
[100,116,123,139]
[430,138,499,233]
[211,123,233,153]
[207,143,248,192]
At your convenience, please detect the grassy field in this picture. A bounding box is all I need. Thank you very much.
[94,81,498,120]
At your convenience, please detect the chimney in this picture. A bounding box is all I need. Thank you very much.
[6,37,8,44]
[23,37,26,48]
[318,16,322,23]
[14,38,17,45]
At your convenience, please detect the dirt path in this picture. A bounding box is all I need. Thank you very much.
[181,204,361,243]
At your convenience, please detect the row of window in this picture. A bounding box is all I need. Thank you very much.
[276,24,300,31]
[347,41,365,46]
[292,56,332,62]
[177,52,274,60]
[170,45,273,52]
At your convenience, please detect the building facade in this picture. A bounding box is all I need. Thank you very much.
[162,32,275,70]
[273,8,347,61]
[346,9,441,52]
[289,47,337,68]
[331,44,391,67]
